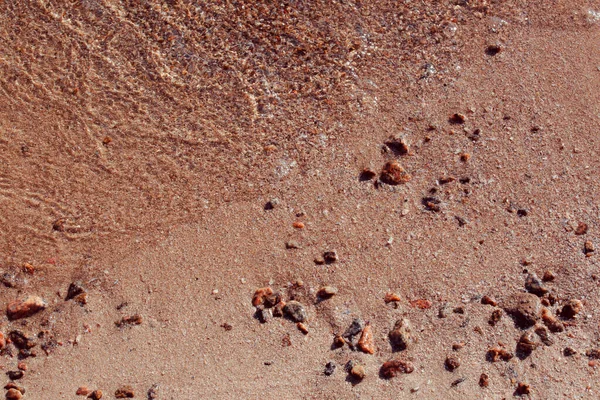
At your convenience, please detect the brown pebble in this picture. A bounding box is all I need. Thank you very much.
[5,389,22,400]
[272,301,286,317]
[445,355,460,371]
[357,323,375,354]
[4,383,24,395]
[77,387,91,396]
[481,296,497,306]
[384,292,401,303]
[322,251,338,264]
[452,342,465,351]
[296,322,309,335]
[542,270,555,282]
[380,160,411,185]
[560,299,583,319]
[252,287,273,307]
[584,240,595,255]
[541,308,565,332]
[460,153,471,162]
[317,286,338,299]
[487,347,514,362]
[88,390,103,400]
[516,331,538,355]
[17,362,26,371]
[350,365,366,380]
[449,113,466,124]
[115,314,143,327]
[7,296,47,320]
[0,332,5,349]
[515,382,531,395]
[534,325,553,346]
[486,44,502,56]
[575,222,588,235]
[479,373,489,387]
[524,273,548,296]
[115,386,134,398]
[380,359,414,378]
[488,309,502,326]
[384,135,410,156]
[564,347,577,356]
[359,168,377,181]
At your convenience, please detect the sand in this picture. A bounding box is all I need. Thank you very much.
[1,1,599,398]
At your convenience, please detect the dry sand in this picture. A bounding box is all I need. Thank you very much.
[1,1,600,399]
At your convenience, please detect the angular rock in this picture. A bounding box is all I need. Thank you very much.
[541,308,565,332]
[380,160,411,185]
[88,390,103,400]
[7,296,47,320]
[283,301,307,322]
[502,293,541,327]
[516,331,538,356]
[343,318,365,339]
[322,251,338,264]
[9,331,36,350]
[445,355,460,371]
[384,135,410,156]
[66,282,86,301]
[534,325,553,346]
[479,373,489,387]
[560,299,583,319]
[489,309,502,326]
[324,361,336,376]
[487,347,514,362]
[525,274,548,296]
[380,359,414,378]
[389,318,412,351]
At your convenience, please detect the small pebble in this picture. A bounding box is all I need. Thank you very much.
[575,222,588,235]
[487,347,514,362]
[317,286,338,299]
[563,347,577,356]
[88,390,103,400]
[445,355,460,371]
[296,322,309,334]
[542,270,555,282]
[515,382,531,396]
[380,160,411,185]
[525,273,547,296]
[380,359,414,378]
[349,364,366,380]
[5,389,22,400]
[449,113,466,124]
[264,198,279,210]
[584,240,595,255]
[451,377,466,387]
[541,308,565,332]
[486,43,502,56]
[114,386,134,398]
[147,384,159,400]
[252,287,273,307]
[324,361,336,376]
[479,373,489,387]
[488,309,502,326]
[481,296,497,306]
[285,241,301,249]
[384,292,401,303]
[77,387,91,396]
[115,314,143,328]
[502,293,541,328]
[322,251,338,264]
[516,331,538,356]
[283,301,307,322]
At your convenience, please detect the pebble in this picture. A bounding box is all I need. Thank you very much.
[4,384,24,395]
[487,347,514,362]
[449,113,466,124]
[0,332,5,349]
[384,135,410,156]
[460,153,471,162]
[256,307,273,323]
[388,318,412,351]
[534,325,553,346]
[317,286,338,299]
[445,355,460,371]
[343,318,365,340]
[283,301,307,322]
[560,299,583,319]
[6,371,23,380]
[586,349,600,359]
[292,221,305,229]
[262,292,282,308]
[272,301,286,317]
[486,43,502,56]
[324,361,336,376]
[516,331,538,356]
[575,222,588,235]
[438,303,451,318]
[502,293,541,327]
[541,308,565,332]
[285,241,301,249]
[115,314,143,328]
[452,342,465,351]
[7,296,47,320]
[114,386,134,398]
[296,322,309,334]
[252,287,273,307]
[542,270,555,282]
[147,384,159,400]
[563,347,577,356]
[384,292,401,303]
[410,299,432,309]
[321,251,338,265]
[76,387,91,396]
[422,197,441,212]
[88,390,103,399]
[264,198,279,210]
[481,296,497,306]
[9,331,36,350]
[524,273,548,296]
[488,309,502,326]
[451,377,466,387]
[357,323,375,354]
[380,160,411,185]
[349,364,366,380]
[66,282,87,301]
[584,240,595,255]
[380,359,414,378]
[515,382,531,396]
[5,389,22,400]
[479,373,489,387]
[333,335,346,348]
